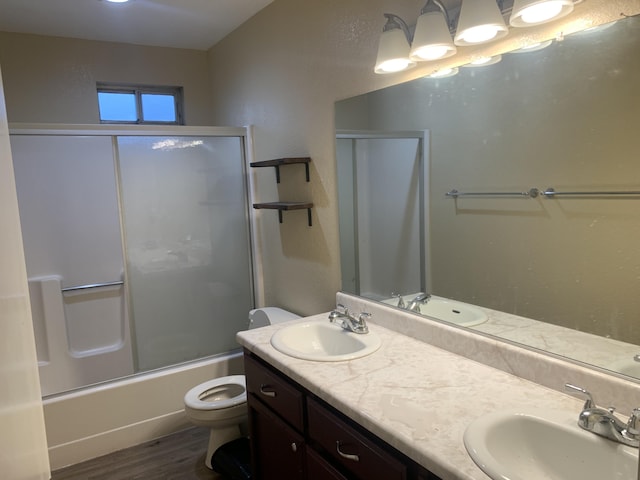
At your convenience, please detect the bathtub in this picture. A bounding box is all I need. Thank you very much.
[43,351,244,470]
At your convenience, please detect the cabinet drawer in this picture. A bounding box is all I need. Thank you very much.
[307,397,407,480]
[244,354,304,431]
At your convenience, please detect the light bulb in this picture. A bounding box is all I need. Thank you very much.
[519,1,563,24]
[377,58,415,73]
[412,45,451,61]
[510,0,574,27]
[458,25,501,44]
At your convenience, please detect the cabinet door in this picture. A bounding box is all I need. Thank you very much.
[248,394,305,479]
[307,449,349,480]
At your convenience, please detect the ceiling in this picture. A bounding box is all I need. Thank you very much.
[0,0,274,51]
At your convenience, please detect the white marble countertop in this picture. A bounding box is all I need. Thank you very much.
[236,312,585,480]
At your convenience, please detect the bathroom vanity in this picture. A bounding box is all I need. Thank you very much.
[244,352,438,479]
[235,300,634,480]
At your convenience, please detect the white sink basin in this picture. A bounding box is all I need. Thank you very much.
[270,321,381,362]
[464,410,638,480]
[382,295,487,327]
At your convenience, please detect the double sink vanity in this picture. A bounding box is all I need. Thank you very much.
[236,293,640,479]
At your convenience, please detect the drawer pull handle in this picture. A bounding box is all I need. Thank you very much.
[291,442,297,452]
[259,384,277,397]
[336,441,359,462]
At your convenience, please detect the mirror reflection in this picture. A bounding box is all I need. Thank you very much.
[336,15,640,379]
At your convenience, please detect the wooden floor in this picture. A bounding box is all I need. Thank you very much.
[51,427,225,480]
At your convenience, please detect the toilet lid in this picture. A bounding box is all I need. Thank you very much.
[184,375,247,411]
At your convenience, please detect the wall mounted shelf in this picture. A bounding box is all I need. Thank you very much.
[253,202,314,226]
[250,157,311,183]
[251,156,313,226]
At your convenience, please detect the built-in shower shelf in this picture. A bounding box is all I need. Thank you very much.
[250,157,311,183]
[253,202,314,226]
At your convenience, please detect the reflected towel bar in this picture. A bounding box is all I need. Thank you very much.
[61,280,124,293]
[446,188,539,198]
[542,188,640,197]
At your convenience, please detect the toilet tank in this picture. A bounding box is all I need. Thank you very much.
[248,307,300,329]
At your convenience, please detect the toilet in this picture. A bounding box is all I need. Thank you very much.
[184,307,300,469]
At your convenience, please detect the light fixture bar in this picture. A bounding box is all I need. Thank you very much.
[373,0,582,74]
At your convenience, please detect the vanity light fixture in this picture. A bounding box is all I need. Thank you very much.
[510,0,575,27]
[374,0,581,74]
[104,0,131,3]
[374,14,417,74]
[454,0,509,46]
[410,0,457,62]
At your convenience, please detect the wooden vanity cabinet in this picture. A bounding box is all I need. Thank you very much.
[244,351,442,480]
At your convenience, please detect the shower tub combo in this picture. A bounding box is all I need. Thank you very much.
[10,124,257,468]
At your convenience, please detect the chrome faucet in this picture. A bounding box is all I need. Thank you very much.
[565,383,640,448]
[329,304,370,334]
[406,292,431,313]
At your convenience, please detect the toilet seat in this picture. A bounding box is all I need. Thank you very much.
[184,375,247,411]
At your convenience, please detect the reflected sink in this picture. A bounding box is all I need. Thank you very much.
[383,295,487,327]
[270,321,381,362]
[464,410,638,480]
[417,298,487,327]
[605,357,640,378]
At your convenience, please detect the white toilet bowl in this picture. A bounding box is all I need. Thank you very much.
[184,375,248,468]
[183,307,300,469]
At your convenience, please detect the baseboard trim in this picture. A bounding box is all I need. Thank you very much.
[48,410,191,471]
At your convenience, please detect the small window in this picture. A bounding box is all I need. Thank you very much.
[97,84,184,125]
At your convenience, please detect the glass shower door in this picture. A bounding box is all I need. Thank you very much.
[117,135,253,371]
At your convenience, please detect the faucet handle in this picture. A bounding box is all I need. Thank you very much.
[358,312,372,322]
[335,303,348,314]
[391,293,406,309]
[565,383,596,409]
[626,408,640,436]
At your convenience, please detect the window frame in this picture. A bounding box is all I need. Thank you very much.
[97,83,184,125]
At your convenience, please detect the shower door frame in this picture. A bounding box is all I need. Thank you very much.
[336,129,431,298]
[9,123,260,389]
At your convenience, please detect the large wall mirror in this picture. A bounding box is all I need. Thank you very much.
[335,14,640,380]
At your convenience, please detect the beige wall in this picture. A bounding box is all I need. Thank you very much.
[0,32,214,125]
[207,0,638,316]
